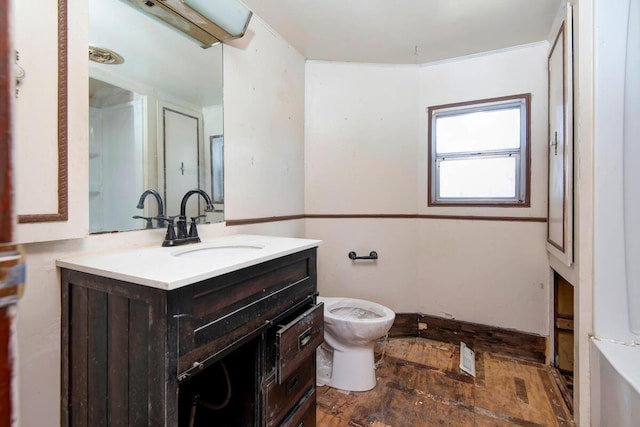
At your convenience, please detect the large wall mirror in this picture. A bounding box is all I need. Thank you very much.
[89,0,224,233]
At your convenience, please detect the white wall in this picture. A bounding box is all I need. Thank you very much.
[305,62,420,214]
[418,45,550,334]
[304,61,421,313]
[305,44,551,335]
[15,13,307,427]
[307,219,421,311]
[224,18,306,220]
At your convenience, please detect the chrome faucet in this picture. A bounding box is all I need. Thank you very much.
[135,189,166,228]
[162,189,215,247]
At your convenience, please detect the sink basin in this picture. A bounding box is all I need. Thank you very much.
[171,243,264,260]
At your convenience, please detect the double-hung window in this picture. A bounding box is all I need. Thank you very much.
[428,94,530,206]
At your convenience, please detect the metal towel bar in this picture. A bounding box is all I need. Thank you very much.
[348,251,378,260]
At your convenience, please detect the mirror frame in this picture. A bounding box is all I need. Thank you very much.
[17,0,68,223]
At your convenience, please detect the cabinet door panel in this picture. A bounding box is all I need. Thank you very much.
[546,5,574,266]
[61,271,171,427]
[14,0,88,243]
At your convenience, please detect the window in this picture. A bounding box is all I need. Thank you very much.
[428,94,530,206]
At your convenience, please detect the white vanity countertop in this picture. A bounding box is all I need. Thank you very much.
[56,234,321,290]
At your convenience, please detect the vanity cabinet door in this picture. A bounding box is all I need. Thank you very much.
[60,269,175,427]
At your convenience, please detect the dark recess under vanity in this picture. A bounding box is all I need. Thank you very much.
[60,247,322,426]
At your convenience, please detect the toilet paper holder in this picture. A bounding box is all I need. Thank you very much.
[348,251,378,260]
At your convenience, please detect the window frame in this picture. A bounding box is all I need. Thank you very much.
[427,93,531,207]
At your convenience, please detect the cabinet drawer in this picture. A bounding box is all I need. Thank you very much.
[280,389,316,427]
[265,357,315,427]
[276,303,323,383]
[173,249,317,377]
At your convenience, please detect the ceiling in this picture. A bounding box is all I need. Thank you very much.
[240,0,564,64]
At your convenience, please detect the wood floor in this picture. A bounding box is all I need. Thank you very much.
[316,337,574,427]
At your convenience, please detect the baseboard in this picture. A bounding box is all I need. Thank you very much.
[388,313,547,364]
[388,313,419,337]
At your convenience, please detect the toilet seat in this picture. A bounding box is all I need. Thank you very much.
[321,297,394,322]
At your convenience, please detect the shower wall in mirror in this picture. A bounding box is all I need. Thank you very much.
[89,0,224,233]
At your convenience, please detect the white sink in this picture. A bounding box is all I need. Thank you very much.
[57,235,321,290]
[171,243,264,260]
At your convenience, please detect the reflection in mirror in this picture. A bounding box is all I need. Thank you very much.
[89,79,145,232]
[210,135,224,204]
[89,0,224,233]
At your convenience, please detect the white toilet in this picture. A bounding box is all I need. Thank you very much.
[316,296,395,392]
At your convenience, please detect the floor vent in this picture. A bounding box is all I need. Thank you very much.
[460,341,476,377]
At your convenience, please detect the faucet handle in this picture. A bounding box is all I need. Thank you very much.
[156,215,177,224]
[160,216,179,247]
[132,215,154,229]
[153,215,167,228]
[190,215,206,224]
[188,215,206,238]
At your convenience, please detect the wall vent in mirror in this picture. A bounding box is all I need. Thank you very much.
[88,45,124,64]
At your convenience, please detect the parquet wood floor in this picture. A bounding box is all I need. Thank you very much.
[316,337,574,427]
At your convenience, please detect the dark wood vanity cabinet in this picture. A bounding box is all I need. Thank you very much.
[61,248,322,426]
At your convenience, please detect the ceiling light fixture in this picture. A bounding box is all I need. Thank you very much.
[121,0,252,48]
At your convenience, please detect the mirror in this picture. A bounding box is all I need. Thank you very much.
[88,0,224,233]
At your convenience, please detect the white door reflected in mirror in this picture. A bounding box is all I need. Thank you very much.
[162,105,202,220]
